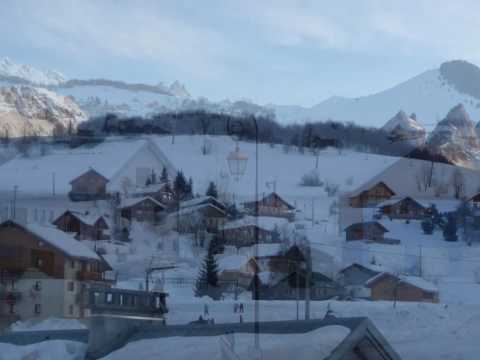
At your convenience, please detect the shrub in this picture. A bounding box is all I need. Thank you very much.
[300,171,323,187]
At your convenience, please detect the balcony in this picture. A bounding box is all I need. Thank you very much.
[77,270,103,282]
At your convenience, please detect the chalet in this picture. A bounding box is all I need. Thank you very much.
[250,269,341,301]
[337,263,382,298]
[216,255,253,289]
[167,199,227,234]
[345,221,389,242]
[379,197,428,219]
[180,196,227,212]
[69,169,110,201]
[366,272,439,303]
[221,216,289,248]
[0,138,176,200]
[0,220,113,327]
[132,182,175,205]
[349,182,396,208]
[53,210,110,240]
[120,196,165,223]
[243,192,295,221]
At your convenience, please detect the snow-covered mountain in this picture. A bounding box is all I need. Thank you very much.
[427,104,480,167]
[0,86,87,137]
[272,60,480,128]
[382,110,426,146]
[0,58,66,86]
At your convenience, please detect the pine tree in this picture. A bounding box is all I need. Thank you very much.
[187,177,193,197]
[174,171,187,199]
[194,241,220,299]
[205,181,218,198]
[421,219,434,235]
[443,214,458,242]
[151,169,157,184]
[160,167,169,183]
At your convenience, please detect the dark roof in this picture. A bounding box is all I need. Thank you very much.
[69,168,109,185]
[244,192,295,210]
[344,221,389,233]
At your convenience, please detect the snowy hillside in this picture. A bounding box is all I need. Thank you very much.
[0,86,87,137]
[273,61,480,128]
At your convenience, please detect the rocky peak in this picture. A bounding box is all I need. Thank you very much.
[0,85,86,137]
[427,103,480,167]
[168,81,190,97]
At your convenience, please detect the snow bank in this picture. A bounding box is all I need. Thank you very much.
[0,341,86,360]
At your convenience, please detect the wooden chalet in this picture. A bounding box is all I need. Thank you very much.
[221,217,287,248]
[250,269,341,301]
[366,272,439,303]
[53,211,110,240]
[68,169,109,202]
[120,196,165,223]
[349,182,396,208]
[0,220,112,323]
[170,197,227,234]
[345,221,389,242]
[243,192,295,221]
[337,263,382,299]
[380,197,428,220]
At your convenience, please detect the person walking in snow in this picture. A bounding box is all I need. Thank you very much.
[239,303,244,313]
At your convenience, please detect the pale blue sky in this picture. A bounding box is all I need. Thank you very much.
[2,0,480,106]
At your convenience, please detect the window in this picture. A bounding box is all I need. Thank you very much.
[36,258,44,267]
[69,305,74,315]
[67,281,75,292]
[34,281,42,291]
[34,304,41,315]
[106,292,113,304]
[70,260,75,269]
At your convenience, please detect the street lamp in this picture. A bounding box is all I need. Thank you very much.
[226,117,261,357]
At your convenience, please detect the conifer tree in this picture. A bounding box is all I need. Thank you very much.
[421,218,434,235]
[160,167,169,183]
[174,171,187,199]
[205,181,218,198]
[194,241,220,299]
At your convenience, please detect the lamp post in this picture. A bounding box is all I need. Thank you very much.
[226,117,261,356]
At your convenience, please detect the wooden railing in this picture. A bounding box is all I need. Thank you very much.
[77,270,103,282]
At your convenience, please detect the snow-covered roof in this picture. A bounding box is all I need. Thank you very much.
[216,254,249,272]
[377,197,459,213]
[400,275,438,292]
[222,216,288,232]
[366,272,437,292]
[56,211,106,226]
[7,220,100,260]
[180,196,224,209]
[0,138,161,196]
[120,196,165,209]
[168,203,226,218]
[414,199,460,213]
[349,157,480,200]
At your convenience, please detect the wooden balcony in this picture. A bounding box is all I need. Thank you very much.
[77,270,103,282]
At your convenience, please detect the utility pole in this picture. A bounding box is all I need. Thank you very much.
[52,172,56,197]
[12,185,18,220]
[419,246,423,277]
[311,198,314,227]
[304,243,311,320]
